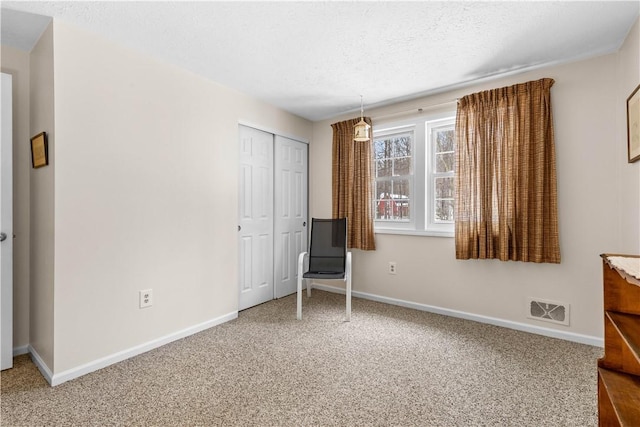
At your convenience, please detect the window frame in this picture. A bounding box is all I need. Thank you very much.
[373,111,456,237]
[372,124,417,231]
[426,117,456,234]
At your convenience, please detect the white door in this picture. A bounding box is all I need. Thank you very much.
[1,73,13,370]
[238,126,274,310]
[274,136,308,298]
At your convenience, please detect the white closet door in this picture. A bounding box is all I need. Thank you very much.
[274,136,308,298]
[238,126,274,311]
[1,73,13,370]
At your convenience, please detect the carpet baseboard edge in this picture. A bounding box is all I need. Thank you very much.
[39,311,238,386]
[310,283,603,348]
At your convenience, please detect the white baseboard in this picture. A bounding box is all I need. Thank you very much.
[13,345,29,356]
[29,345,54,384]
[310,283,603,348]
[46,311,237,386]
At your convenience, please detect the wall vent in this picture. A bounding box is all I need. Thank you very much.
[527,298,570,326]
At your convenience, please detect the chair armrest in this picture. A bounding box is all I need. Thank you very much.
[298,251,308,275]
[346,251,352,276]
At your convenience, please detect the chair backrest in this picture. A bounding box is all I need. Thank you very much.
[307,218,347,274]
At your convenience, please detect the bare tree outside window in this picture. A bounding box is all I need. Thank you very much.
[374,133,412,221]
[433,128,455,222]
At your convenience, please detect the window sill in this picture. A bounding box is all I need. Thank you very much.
[374,228,454,238]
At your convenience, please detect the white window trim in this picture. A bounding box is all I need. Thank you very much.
[426,117,456,234]
[373,111,456,237]
[373,124,417,231]
[374,228,454,238]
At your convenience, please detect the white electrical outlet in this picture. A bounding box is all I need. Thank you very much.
[388,262,397,275]
[139,289,153,308]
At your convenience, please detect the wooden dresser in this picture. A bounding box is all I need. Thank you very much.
[598,254,640,426]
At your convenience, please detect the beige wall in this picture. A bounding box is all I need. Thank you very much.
[4,19,312,380]
[0,45,31,351]
[617,18,640,252]
[29,22,55,370]
[310,20,640,341]
[50,22,311,374]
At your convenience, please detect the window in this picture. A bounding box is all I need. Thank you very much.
[374,128,413,222]
[373,112,456,237]
[427,120,455,231]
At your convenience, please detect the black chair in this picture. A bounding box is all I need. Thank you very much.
[296,218,351,321]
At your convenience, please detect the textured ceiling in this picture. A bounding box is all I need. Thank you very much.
[1,1,638,121]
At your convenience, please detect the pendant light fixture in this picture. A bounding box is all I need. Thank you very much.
[353,95,371,142]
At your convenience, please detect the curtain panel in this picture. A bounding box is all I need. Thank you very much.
[331,117,376,250]
[454,78,560,263]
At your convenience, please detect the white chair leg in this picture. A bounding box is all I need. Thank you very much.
[346,252,352,322]
[307,280,312,297]
[346,278,351,322]
[297,252,307,320]
[297,276,303,320]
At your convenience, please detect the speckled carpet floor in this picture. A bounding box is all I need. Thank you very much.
[1,290,602,426]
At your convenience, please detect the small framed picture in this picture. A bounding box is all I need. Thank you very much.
[627,84,640,163]
[30,132,48,168]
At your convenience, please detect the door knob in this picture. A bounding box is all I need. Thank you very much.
[303,222,306,227]
[0,232,6,242]
[238,225,241,231]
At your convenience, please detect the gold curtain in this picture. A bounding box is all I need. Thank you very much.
[331,117,376,250]
[455,78,560,263]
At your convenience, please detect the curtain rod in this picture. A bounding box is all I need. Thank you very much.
[371,99,458,122]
